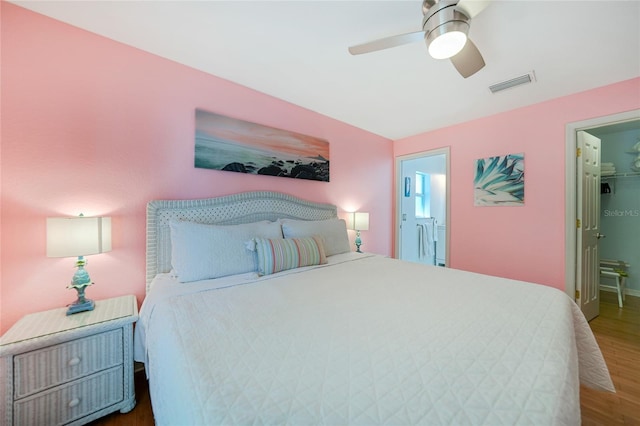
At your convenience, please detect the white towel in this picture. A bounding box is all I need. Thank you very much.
[417,224,426,259]
[601,166,616,174]
[417,219,436,259]
[425,221,434,247]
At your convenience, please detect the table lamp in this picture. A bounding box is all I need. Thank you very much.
[46,215,112,315]
[348,212,370,253]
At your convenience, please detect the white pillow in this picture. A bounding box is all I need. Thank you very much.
[169,220,282,282]
[280,218,351,256]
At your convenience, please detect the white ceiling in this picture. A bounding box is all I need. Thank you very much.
[12,0,640,140]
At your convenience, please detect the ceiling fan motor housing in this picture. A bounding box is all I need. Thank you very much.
[422,1,470,58]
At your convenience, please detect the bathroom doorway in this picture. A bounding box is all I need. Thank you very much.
[395,147,450,266]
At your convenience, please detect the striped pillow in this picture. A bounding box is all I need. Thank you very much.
[254,236,327,276]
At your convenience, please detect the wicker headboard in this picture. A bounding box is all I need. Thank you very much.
[146,191,338,291]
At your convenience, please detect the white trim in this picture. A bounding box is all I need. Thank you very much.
[600,286,640,298]
[395,147,451,265]
[564,109,640,303]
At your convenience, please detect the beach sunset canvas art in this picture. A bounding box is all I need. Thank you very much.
[195,109,330,182]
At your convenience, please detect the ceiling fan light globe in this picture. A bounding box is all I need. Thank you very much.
[428,30,467,59]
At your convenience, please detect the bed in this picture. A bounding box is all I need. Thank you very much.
[134,191,614,425]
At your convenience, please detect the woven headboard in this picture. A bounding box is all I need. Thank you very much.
[146,191,338,291]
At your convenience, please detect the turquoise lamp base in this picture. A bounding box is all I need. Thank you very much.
[355,230,363,253]
[66,256,95,315]
[67,297,95,315]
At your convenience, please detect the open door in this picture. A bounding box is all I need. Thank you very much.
[576,131,602,321]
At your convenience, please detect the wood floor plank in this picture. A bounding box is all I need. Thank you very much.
[581,293,640,425]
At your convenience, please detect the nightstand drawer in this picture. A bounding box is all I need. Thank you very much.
[14,329,123,398]
[13,365,124,426]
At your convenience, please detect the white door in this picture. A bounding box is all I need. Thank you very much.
[576,131,602,321]
[400,168,421,263]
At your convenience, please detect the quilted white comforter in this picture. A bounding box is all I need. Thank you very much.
[134,254,614,425]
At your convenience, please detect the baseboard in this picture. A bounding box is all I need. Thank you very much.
[600,285,640,297]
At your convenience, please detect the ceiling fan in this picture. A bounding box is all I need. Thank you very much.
[348,0,490,78]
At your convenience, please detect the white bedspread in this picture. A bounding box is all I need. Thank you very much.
[135,254,613,425]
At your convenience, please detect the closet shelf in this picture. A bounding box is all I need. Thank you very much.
[602,172,640,179]
[601,171,640,194]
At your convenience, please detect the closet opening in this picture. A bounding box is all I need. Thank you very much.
[565,110,639,319]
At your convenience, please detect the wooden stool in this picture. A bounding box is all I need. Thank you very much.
[600,259,629,308]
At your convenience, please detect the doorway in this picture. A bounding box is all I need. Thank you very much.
[565,110,640,318]
[395,147,450,265]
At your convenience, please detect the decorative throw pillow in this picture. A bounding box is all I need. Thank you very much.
[280,218,350,256]
[170,220,282,282]
[254,236,327,276]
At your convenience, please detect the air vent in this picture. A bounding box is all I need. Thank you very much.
[489,71,536,94]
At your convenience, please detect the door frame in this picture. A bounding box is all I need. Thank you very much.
[395,147,451,263]
[564,109,640,303]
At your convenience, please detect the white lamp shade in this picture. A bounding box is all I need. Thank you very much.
[47,216,112,257]
[353,212,369,231]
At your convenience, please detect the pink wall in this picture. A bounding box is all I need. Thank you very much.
[0,3,393,333]
[395,78,640,289]
[2,3,638,334]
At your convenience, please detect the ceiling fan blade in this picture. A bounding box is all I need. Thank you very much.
[455,0,490,18]
[450,39,485,78]
[348,31,424,55]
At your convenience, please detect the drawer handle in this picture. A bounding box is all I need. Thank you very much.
[68,357,81,366]
[68,398,80,408]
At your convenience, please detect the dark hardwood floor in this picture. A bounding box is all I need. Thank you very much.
[89,369,153,426]
[92,291,640,425]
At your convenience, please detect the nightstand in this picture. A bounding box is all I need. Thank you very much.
[0,295,138,426]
